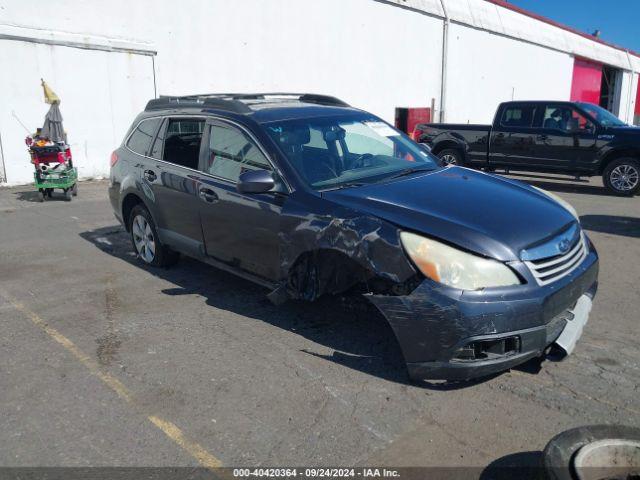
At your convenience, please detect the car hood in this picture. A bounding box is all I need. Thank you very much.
[322,167,577,261]
[605,125,640,135]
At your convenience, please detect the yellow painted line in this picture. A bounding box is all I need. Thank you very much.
[0,289,222,469]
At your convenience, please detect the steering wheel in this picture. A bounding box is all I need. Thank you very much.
[351,153,374,169]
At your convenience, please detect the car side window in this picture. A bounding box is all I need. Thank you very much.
[543,106,593,132]
[203,124,272,182]
[499,106,537,128]
[163,118,204,169]
[149,118,167,160]
[126,118,161,156]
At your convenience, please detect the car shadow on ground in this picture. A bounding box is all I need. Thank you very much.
[80,225,516,389]
[14,190,67,202]
[479,451,543,480]
[580,214,640,238]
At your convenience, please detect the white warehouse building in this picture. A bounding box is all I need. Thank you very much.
[0,0,639,185]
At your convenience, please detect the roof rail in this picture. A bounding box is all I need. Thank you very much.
[144,93,350,112]
[144,96,252,113]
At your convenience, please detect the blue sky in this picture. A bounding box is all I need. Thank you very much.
[508,0,640,52]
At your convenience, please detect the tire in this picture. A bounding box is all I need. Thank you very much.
[542,425,640,480]
[437,148,464,167]
[128,204,179,268]
[38,190,44,202]
[64,189,72,201]
[71,183,78,196]
[602,157,640,196]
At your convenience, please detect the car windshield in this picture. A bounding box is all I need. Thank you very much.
[577,102,627,127]
[264,114,439,190]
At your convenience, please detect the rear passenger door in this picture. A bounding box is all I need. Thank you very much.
[196,120,284,281]
[142,117,206,257]
[488,104,540,168]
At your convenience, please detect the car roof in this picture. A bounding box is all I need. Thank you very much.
[501,100,579,105]
[141,93,364,123]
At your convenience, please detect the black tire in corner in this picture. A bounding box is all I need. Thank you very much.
[71,183,78,196]
[437,148,464,167]
[602,157,640,196]
[38,190,44,202]
[128,204,179,268]
[64,188,72,201]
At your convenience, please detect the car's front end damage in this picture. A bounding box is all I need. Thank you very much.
[367,237,598,381]
[273,166,600,381]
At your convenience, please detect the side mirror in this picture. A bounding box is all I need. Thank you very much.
[237,169,275,194]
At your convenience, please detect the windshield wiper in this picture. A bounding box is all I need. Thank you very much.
[320,182,367,192]
[382,166,434,182]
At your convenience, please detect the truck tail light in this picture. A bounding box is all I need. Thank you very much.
[110,151,119,167]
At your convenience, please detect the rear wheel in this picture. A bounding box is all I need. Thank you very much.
[64,188,72,201]
[437,148,463,167]
[603,157,640,196]
[129,204,179,267]
[71,183,78,196]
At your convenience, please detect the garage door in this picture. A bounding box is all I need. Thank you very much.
[570,58,603,105]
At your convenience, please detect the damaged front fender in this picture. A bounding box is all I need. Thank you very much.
[272,193,420,303]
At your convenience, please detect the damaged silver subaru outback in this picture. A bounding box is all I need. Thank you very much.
[109,93,598,381]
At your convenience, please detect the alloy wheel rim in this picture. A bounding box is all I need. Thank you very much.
[610,164,639,191]
[441,154,457,166]
[132,215,156,263]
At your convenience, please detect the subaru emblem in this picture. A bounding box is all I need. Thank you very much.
[558,238,571,253]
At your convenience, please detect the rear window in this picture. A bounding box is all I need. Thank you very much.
[500,105,537,128]
[126,118,161,156]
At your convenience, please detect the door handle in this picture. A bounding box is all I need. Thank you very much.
[143,169,157,182]
[198,187,219,203]
[536,134,548,141]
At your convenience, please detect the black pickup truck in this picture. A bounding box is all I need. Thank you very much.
[415,101,640,195]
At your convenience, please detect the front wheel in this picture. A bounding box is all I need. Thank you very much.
[129,205,179,268]
[437,148,463,167]
[603,158,640,196]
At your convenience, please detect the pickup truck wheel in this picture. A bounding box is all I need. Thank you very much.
[437,149,463,167]
[603,158,640,196]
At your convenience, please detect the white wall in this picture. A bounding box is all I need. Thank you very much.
[445,23,574,124]
[616,71,638,124]
[0,0,443,185]
[0,39,154,185]
[0,0,638,184]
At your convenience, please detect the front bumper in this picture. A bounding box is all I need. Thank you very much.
[367,246,599,381]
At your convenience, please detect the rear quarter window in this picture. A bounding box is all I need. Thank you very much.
[126,118,161,156]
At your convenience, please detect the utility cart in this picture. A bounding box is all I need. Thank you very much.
[29,142,78,201]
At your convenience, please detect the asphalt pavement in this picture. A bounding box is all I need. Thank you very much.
[0,173,638,475]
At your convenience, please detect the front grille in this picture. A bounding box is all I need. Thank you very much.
[524,233,588,286]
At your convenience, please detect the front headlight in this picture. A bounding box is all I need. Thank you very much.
[531,186,578,219]
[400,232,521,290]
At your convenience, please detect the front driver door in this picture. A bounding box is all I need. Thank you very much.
[196,120,284,281]
[531,104,598,173]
